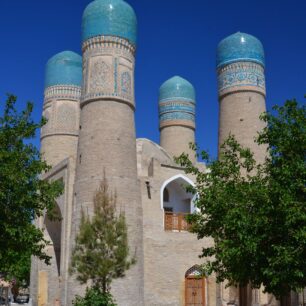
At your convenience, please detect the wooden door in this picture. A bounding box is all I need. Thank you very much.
[185,277,205,306]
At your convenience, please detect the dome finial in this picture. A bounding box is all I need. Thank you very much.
[216,32,265,68]
[159,76,195,102]
[45,51,82,89]
[82,0,137,45]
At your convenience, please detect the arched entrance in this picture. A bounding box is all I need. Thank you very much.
[185,265,206,306]
[161,174,195,231]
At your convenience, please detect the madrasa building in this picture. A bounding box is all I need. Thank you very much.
[29,0,303,305]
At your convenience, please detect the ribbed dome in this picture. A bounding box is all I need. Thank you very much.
[45,51,82,89]
[159,76,196,102]
[217,32,265,68]
[82,0,137,45]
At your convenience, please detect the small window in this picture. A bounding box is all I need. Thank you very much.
[163,188,169,202]
[164,207,173,212]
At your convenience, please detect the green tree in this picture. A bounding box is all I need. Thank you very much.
[70,178,135,304]
[176,99,306,298]
[0,94,63,283]
[72,287,116,306]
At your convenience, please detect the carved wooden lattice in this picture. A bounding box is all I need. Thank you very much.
[164,212,190,231]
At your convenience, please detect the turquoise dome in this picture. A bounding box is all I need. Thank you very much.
[159,76,196,102]
[82,0,137,46]
[217,32,265,68]
[45,51,82,89]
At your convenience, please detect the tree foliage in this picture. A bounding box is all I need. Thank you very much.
[72,287,116,306]
[0,94,63,282]
[70,178,135,295]
[176,99,306,297]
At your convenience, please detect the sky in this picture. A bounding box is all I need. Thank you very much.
[0,0,305,158]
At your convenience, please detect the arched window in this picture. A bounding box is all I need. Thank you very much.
[161,175,195,231]
[163,187,169,202]
[185,265,206,306]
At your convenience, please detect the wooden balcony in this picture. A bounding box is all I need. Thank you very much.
[164,212,190,232]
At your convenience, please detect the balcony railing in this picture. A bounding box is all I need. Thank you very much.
[164,212,190,232]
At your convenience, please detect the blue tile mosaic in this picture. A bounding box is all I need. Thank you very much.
[114,58,118,93]
[217,32,265,69]
[218,63,265,92]
[121,71,131,95]
[82,0,137,46]
[160,112,195,122]
[159,76,196,124]
[45,51,82,89]
[159,76,195,102]
[159,104,195,114]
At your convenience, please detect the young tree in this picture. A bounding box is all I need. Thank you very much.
[72,287,116,306]
[0,95,63,281]
[176,98,306,298]
[70,178,135,304]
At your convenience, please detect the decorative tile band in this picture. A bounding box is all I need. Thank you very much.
[121,71,132,96]
[44,85,81,103]
[41,97,79,140]
[217,61,266,97]
[82,35,136,56]
[160,112,195,121]
[159,100,195,129]
[81,92,134,109]
[83,43,135,64]
[114,58,118,94]
[159,101,195,116]
[81,35,135,108]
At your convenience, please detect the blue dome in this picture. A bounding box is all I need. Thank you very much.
[82,0,137,46]
[217,32,265,68]
[45,51,82,89]
[159,76,196,102]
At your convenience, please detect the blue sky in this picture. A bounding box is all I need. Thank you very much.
[0,0,305,158]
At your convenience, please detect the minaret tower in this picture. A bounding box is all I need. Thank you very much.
[217,33,267,305]
[41,51,82,166]
[217,32,266,164]
[71,0,143,304]
[31,51,82,306]
[159,76,196,163]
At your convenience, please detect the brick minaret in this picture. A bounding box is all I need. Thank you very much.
[159,76,196,163]
[40,51,82,167]
[217,32,267,305]
[31,51,82,306]
[217,32,266,164]
[70,0,144,304]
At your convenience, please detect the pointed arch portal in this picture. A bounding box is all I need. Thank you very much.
[185,265,206,306]
[160,174,196,231]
